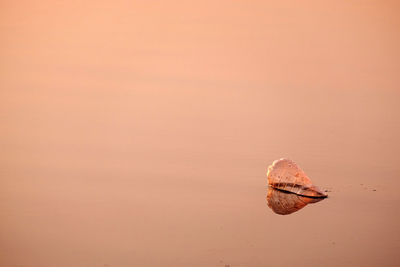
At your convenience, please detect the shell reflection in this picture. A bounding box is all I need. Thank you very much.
[266,187,325,215]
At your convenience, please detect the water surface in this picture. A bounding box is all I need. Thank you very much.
[1,1,400,266]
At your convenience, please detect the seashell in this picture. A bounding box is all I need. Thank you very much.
[267,158,327,198]
[266,186,324,215]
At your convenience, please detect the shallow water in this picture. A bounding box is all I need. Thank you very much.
[1,1,400,266]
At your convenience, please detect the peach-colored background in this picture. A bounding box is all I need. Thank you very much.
[1,1,399,266]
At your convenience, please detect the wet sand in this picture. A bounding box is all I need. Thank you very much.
[1,1,400,266]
